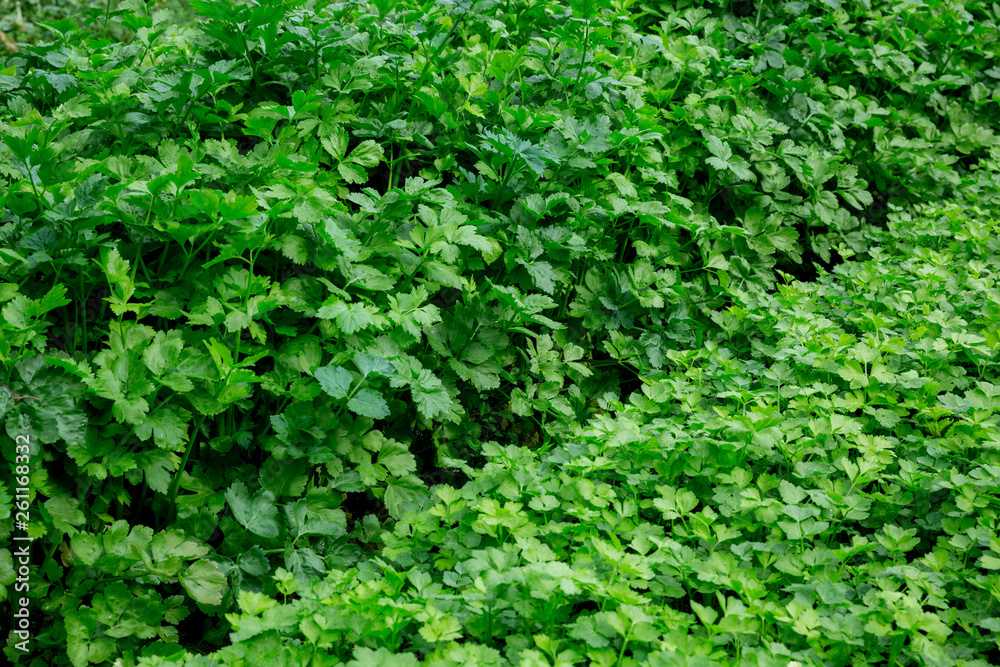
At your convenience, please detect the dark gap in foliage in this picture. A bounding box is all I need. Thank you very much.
[586,346,639,399]
[728,0,757,19]
[437,169,456,190]
[430,286,462,311]
[956,153,981,171]
[206,524,224,549]
[175,604,224,654]
[707,184,734,227]
[341,491,381,526]
[366,161,393,194]
[860,188,894,229]
[123,480,159,528]
[410,426,436,475]
[981,644,1000,665]
[234,131,261,155]
[770,216,846,283]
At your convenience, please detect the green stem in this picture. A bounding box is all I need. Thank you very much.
[570,20,591,104]
[616,218,637,263]
[233,248,260,365]
[558,262,581,319]
[407,18,462,114]
[392,149,409,191]
[25,166,43,208]
[176,227,220,279]
[387,143,395,191]
[616,630,631,667]
[136,250,156,292]
[142,193,156,228]
[168,414,205,523]
[103,0,112,36]
[941,30,969,72]
[493,163,515,209]
[886,632,905,667]
[43,539,61,573]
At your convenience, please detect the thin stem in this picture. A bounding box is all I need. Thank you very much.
[493,162,516,209]
[570,20,591,104]
[168,414,205,523]
[103,0,113,37]
[408,18,462,114]
[941,29,970,72]
[176,227,220,279]
[387,143,394,192]
[233,247,261,365]
[43,539,61,570]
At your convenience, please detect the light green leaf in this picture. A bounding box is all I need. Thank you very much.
[348,388,390,419]
[70,534,103,566]
[45,497,85,535]
[348,140,384,167]
[135,405,191,449]
[378,439,417,476]
[180,559,227,606]
[384,474,427,519]
[315,366,352,399]
[355,353,395,378]
[419,615,463,643]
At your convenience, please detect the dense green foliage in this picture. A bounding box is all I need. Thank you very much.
[2,0,1000,664]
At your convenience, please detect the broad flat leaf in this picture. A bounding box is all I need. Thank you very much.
[225,481,280,538]
[478,128,557,177]
[837,360,869,388]
[279,235,310,264]
[449,358,502,391]
[180,559,227,606]
[315,366,352,399]
[516,259,559,294]
[980,554,1000,570]
[152,530,210,562]
[321,132,348,160]
[284,501,346,539]
[569,615,611,648]
[348,140,384,167]
[317,301,386,333]
[238,546,270,576]
[378,439,417,476]
[419,615,463,643]
[778,480,808,504]
[135,405,191,449]
[781,505,819,522]
[66,610,115,667]
[347,388,390,419]
[101,247,131,283]
[705,135,755,180]
[345,264,396,290]
[412,375,453,419]
[237,590,278,616]
[70,534,103,566]
[346,648,419,667]
[383,475,427,520]
[143,330,185,376]
[142,453,174,494]
[338,162,366,184]
[45,497,85,535]
[355,353,395,378]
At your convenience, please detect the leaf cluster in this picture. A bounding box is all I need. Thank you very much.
[1,0,999,665]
